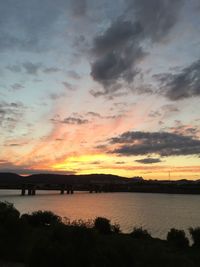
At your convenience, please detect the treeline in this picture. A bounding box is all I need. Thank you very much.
[0,202,200,267]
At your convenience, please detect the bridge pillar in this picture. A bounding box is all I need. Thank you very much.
[31,189,36,195]
[28,189,32,195]
[21,188,26,196]
[60,184,65,194]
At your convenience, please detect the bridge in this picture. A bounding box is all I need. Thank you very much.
[1,182,200,196]
[0,183,119,196]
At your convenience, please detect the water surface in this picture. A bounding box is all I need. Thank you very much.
[0,190,199,239]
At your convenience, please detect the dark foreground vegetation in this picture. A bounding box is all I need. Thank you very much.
[1,202,200,267]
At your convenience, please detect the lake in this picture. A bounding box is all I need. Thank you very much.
[0,190,200,239]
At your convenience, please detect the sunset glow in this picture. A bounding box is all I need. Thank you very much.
[0,0,200,180]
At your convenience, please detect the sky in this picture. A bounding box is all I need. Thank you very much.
[0,0,200,180]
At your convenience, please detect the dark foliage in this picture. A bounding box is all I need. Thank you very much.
[189,227,200,247]
[0,201,20,225]
[167,228,189,249]
[21,210,61,227]
[94,217,112,234]
[130,227,151,239]
[0,201,199,267]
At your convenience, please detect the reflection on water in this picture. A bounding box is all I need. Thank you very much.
[0,190,200,239]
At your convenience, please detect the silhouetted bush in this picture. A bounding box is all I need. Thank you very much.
[111,223,121,233]
[94,217,111,234]
[1,201,200,267]
[0,201,20,225]
[130,227,151,239]
[70,219,93,229]
[167,228,189,249]
[21,210,61,227]
[189,227,200,247]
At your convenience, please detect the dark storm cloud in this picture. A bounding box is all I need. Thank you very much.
[91,20,144,90]
[90,0,184,96]
[109,131,200,156]
[126,0,183,42]
[135,158,162,164]
[155,59,200,100]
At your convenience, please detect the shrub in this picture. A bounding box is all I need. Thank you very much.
[21,211,61,227]
[0,201,20,225]
[167,228,189,249]
[94,217,111,234]
[189,227,200,247]
[111,223,121,234]
[130,227,151,239]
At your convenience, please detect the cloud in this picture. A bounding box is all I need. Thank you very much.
[155,59,200,100]
[166,120,200,137]
[148,111,161,118]
[43,67,61,74]
[109,131,200,157]
[86,112,101,118]
[0,0,68,52]
[91,20,144,93]
[161,104,179,113]
[135,157,162,164]
[5,143,22,147]
[62,81,76,91]
[0,160,75,175]
[10,83,24,91]
[7,62,60,76]
[67,70,81,80]
[22,62,42,75]
[49,92,66,100]
[90,0,184,97]
[61,117,89,125]
[6,65,22,73]
[0,101,25,129]
[71,0,87,17]
[127,0,183,42]
[51,115,89,125]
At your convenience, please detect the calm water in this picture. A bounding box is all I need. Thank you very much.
[0,190,200,239]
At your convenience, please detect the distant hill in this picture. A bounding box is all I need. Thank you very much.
[0,173,22,184]
[0,172,199,186]
[1,173,200,195]
[0,172,143,185]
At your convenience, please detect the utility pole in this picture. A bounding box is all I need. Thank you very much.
[168,171,171,181]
